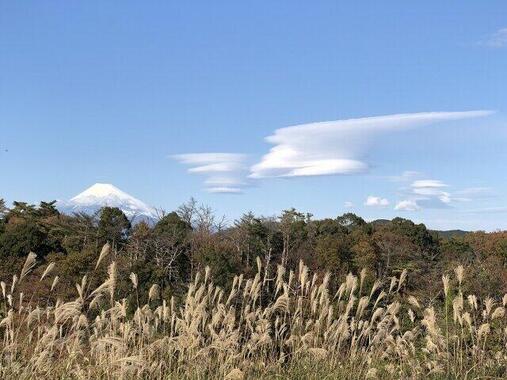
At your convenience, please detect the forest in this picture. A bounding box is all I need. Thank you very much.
[1,197,506,301]
[2,198,507,379]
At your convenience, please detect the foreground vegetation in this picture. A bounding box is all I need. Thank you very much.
[2,198,507,378]
[1,250,507,379]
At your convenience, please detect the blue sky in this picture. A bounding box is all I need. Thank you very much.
[1,1,506,230]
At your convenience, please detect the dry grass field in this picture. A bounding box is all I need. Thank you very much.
[1,245,507,379]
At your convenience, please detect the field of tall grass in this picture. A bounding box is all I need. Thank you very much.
[1,244,507,379]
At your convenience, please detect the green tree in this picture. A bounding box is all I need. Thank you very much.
[351,237,379,273]
[0,199,8,218]
[151,212,192,285]
[315,233,352,274]
[6,201,38,221]
[97,207,131,250]
[387,218,440,261]
[154,212,192,243]
[0,200,64,258]
[495,238,507,264]
[373,229,421,280]
[55,212,98,253]
[230,212,268,269]
[336,213,366,230]
[0,199,7,235]
[279,208,308,268]
[37,201,59,218]
[0,222,50,258]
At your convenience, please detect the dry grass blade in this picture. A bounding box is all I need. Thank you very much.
[20,252,37,281]
[149,284,160,302]
[130,272,138,289]
[95,242,111,269]
[50,275,59,291]
[40,262,55,281]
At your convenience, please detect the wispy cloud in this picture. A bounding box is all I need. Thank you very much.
[206,186,243,194]
[396,179,452,211]
[412,180,447,189]
[364,196,389,207]
[249,111,493,179]
[344,201,354,209]
[387,170,421,182]
[453,187,495,201]
[482,27,507,48]
[172,153,249,193]
[394,179,494,211]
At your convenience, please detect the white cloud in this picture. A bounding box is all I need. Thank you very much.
[172,153,248,193]
[206,187,243,194]
[344,201,354,208]
[395,200,420,211]
[173,153,245,170]
[411,182,450,202]
[483,28,507,48]
[364,196,389,207]
[395,179,490,210]
[387,170,421,182]
[249,111,492,179]
[397,179,452,210]
[412,180,448,189]
[384,170,496,213]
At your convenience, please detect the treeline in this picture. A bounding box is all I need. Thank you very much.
[1,197,506,303]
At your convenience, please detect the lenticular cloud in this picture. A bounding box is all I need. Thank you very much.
[172,153,248,193]
[249,111,492,179]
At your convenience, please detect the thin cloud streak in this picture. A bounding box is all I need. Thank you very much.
[250,111,493,179]
[207,187,243,194]
[172,153,249,194]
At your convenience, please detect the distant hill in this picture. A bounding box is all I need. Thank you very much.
[431,229,469,239]
[370,219,391,227]
[371,219,468,239]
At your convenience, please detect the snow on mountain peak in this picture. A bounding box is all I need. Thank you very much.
[71,183,134,202]
[59,183,157,222]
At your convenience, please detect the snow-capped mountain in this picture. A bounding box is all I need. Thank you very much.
[58,183,158,223]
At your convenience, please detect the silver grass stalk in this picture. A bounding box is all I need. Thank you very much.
[442,275,450,297]
[130,273,138,289]
[149,284,160,302]
[50,276,59,292]
[107,261,117,303]
[20,252,37,281]
[454,265,464,285]
[11,274,18,294]
[39,262,55,282]
[95,242,111,269]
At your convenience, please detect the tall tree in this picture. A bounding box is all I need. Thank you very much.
[315,233,352,274]
[97,207,131,250]
[151,212,192,283]
[279,208,307,268]
[0,198,8,218]
[230,212,267,268]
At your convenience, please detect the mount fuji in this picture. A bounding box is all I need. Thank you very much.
[57,183,158,223]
